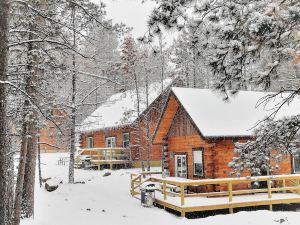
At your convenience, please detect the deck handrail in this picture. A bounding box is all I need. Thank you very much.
[78,147,132,169]
[79,147,130,151]
[149,174,300,186]
[130,172,300,214]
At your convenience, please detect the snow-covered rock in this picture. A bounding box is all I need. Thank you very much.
[45,177,63,192]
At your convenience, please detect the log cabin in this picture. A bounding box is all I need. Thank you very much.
[39,108,70,153]
[152,87,300,190]
[79,78,181,168]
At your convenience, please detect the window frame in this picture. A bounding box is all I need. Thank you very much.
[193,149,204,177]
[87,136,94,149]
[175,154,188,178]
[105,136,116,148]
[122,132,130,148]
[293,153,300,174]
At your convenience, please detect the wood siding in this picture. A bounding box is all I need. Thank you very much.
[167,105,198,138]
[154,93,293,191]
[39,109,70,152]
[80,96,166,161]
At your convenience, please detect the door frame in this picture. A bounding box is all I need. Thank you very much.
[174,153,188,178]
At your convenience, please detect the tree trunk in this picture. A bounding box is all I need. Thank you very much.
[15,0,46,221]
[13,123,28,225]
[22,124,38,218]
[0,1,13,224]
[69,4,77,184]
[133,71,145,171]
[192,48,197,88]
[144,64,151,172]
[159,34,164,93]
[37,132,42,188]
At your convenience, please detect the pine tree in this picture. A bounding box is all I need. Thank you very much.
[120,36,145,171]
[147,0,300,173]
[0,1,13,224]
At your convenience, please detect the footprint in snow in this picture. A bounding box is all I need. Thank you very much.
[274,217,288,224]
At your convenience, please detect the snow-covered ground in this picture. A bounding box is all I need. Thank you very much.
[21,153,300,225]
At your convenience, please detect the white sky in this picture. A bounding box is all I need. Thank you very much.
[92,0,156,39]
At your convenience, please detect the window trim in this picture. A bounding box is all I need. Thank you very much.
[293,153,300,174]
[174,153,188,179]
[87,136,94,149]
[105,136,116,148]
[192,148,204,177]
[122,132,130,148]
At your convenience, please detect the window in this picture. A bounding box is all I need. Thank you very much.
[193,150,204,176]
[106,137,116,148]
[87,137,94,148]
[175,155,187,178]
[293,154,300,173]
[122,133,130,148]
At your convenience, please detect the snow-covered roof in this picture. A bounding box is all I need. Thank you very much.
[80,78,173,132]
[171,87,300,137]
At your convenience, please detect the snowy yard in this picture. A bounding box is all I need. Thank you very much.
[21,153,300,225]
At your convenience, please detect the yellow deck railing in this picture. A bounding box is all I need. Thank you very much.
[79,147,131,169]
[130,173,300,216]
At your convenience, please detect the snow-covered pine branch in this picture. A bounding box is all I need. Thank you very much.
[230,115,300,176]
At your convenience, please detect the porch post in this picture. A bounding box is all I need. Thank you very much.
[180,183,185,206]
[163,180,167,200]
[110,149,113,170]
[267,177,273,211]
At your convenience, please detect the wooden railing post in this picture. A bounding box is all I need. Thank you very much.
[129,148,132,161]
[267,177,273,211]
[109,149,113,170]
[163,180,167,200]
[296,179,300,194]
[267,178,272,199]
[228,181,233,214]
[130,174,134,196]
[282,179,286,193]
[228,181,233,202]
[180,183,185,206]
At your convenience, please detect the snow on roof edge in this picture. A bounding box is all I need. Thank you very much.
[170,87,300,138]
[79,78,174,133]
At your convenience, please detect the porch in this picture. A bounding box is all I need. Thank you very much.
[78,147,132,170]
[130,172,300,217]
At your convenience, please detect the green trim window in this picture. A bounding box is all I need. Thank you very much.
[122,132,130,148]
[193,150,204,176]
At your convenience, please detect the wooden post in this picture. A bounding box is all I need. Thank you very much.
[98,150,100,170]
[180,183,185,206]
[228,181,233,214]
[130,174,134,196]
[228,181,233,202]
[129,148,132,161]
[110,149,113,170]
[267,178,272,211]
[163,180,167,200]
[267,178,272,199]
[181,210,185,217]
[296,179,300,194]
[269,204,273,211]
[282,179,286,193]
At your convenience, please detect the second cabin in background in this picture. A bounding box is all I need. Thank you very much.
[79,78,182,168]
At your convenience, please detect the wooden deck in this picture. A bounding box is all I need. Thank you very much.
[78,147,131,170]
[130,172,300,217]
